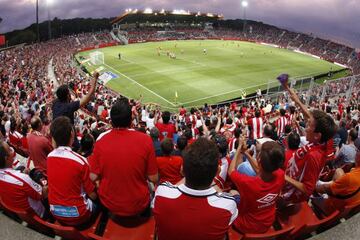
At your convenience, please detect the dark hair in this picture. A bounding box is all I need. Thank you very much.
[212,134,228,157]
[184,128,193,140]
[31,117,42,130]
[162,111,171,124]
[161,138,174,156]
[255,110,261,118]
[312,110,336,143]
[0,141,8,169]
[183,138,219,189]
[110,98,132,128]
[349,128,358,142]
[56,85,70,102]
[287,132,300,150]
[150,127,160,139]
[259,141,284,173]
[50,116,73,147]
[80,134,95,153]
[234,128,242,138]
[289,106,296,114]
[177,136,188,151]
[280,109,286,116]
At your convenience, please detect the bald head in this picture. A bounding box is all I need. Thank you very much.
[31,117,42,131]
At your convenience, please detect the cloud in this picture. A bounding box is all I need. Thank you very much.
[0,0,359,48]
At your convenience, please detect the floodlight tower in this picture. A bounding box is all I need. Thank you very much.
[36,0,39,42]
[241,0,248,33]
[47,0,53,40]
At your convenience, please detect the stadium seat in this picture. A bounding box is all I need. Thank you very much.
[277,201,340,239]
[228,225,295,240]
[0,197,54,236]
[311,197,360,221]
[43,213,102,240]
[89,216,155,240]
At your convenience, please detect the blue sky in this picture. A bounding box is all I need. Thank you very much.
[0,0,359,48]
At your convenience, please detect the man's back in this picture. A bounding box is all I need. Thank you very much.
[47,147,95,225]
[90,128,157,216]
[153,183,237,240]
[27,132,53,171]
[52,99,80,124]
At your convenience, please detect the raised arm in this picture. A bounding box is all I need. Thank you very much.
[80,72,99,107]
[282,81,311,120]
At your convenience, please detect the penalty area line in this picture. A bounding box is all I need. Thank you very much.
[103,63,176,107]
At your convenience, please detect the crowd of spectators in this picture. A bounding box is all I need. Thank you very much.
[0,25,360,239]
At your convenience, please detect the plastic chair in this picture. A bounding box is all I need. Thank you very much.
[43,213,102,240]
[228,225,295,240]
[0,197,54,236]
[277,201,340,239]
[89,216,155,240]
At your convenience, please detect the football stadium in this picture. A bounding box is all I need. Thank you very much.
[1,2,360,240]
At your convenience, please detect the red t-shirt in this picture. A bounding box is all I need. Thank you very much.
[152,183,238,240]
[230,169,285,233]
[282,144,327,203]
[155,123,176,141]
[283,149,297,170]
[89,129,158,216]
[0,168,43,216]
[47,147,95,225]
[27,132,53,171]
[156,156,183,184]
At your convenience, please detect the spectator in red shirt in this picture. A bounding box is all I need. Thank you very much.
[0,140,47,218]
[156,138,183,184]
[27,117,53,171]
[228,140,285,234]
[152,138,238,240]
[47,116,97,226]
[89,97,158,218]
[281,81,336,204]
[283,132,300,169]
[155,111,177,141]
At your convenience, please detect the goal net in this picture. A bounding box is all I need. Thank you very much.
[89,51,104,65]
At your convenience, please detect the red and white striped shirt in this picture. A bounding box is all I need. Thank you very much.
[248,117,264,139]
[276,116,288,136]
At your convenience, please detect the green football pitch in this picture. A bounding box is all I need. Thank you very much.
[76,40,343,110]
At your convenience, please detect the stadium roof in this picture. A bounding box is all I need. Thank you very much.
[111,9,224,25]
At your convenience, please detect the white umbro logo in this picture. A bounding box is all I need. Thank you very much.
[256,193,278,204]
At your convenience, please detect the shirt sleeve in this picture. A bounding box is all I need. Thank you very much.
[230,171,250,192]
[330,174,350,196]
[22,175,43,201]
[301,154,321,197]
[82,164,96,195]
[89,143,101,175]
[146,137,158,176]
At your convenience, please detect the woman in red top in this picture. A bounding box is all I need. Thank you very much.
[228,139,285,234]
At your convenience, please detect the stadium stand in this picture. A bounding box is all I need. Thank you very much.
[1,10,360,239]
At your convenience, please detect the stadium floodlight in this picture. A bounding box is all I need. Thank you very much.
[241,1,248,32]
[144,8,153,14]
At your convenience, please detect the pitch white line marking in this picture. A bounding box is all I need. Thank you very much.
[103,63,176,107]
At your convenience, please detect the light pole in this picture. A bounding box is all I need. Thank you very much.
[36,0,39,42]
[241,1,248,33]
[47,0,52,40]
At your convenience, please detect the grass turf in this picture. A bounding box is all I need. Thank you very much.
[76,40,344,110]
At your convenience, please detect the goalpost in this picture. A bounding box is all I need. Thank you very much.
[89,51,104,65]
